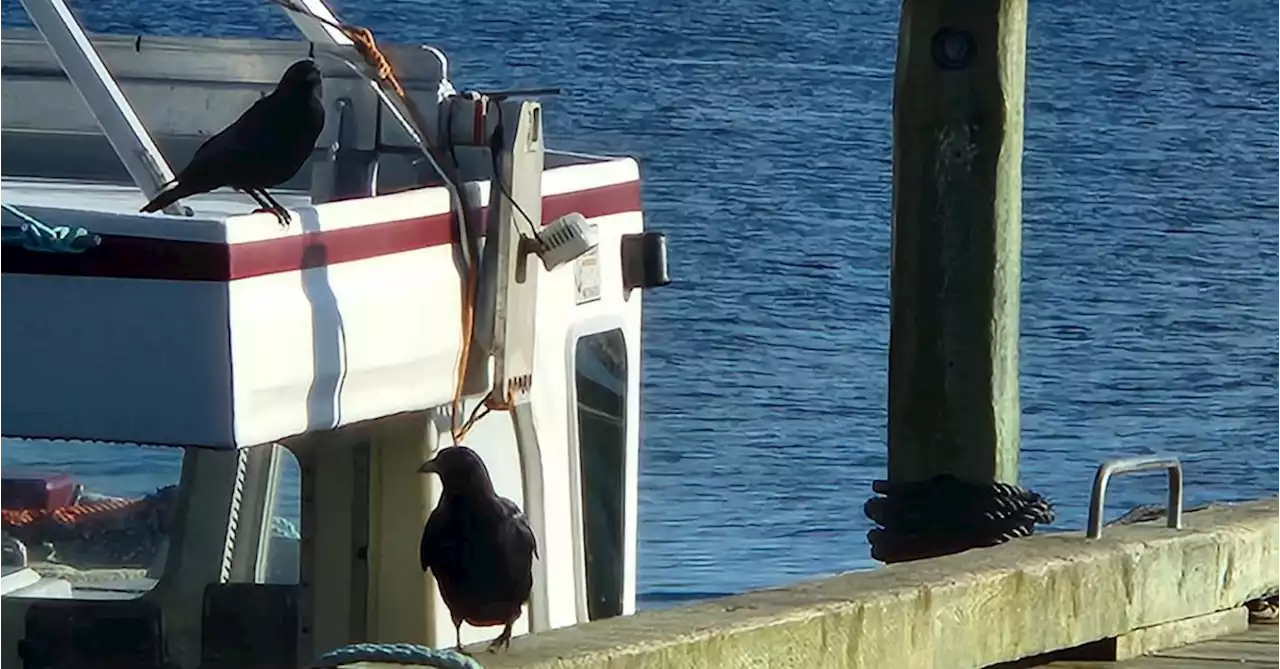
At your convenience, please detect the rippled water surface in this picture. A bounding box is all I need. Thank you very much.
[2,0,1277,605]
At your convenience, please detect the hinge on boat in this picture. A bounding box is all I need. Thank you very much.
[470,98,600,388]
[485,98,543,395]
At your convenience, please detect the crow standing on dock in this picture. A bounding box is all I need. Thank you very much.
[139,59,325,227]
[419,446,538,654]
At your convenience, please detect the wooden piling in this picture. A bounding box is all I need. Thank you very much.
[887,0,1028,486]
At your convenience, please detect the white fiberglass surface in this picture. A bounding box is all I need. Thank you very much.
[0,177,313,221]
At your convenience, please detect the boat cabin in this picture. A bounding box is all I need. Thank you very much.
[0,0,670,666]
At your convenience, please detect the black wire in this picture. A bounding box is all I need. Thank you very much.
[489,103,546,246]
[460,402,491,438]
[441,101,479,266]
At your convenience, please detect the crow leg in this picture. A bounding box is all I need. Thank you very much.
[244,189,288,227]
[257,189,293,228]
[243,189,290,228]
[242,188,274,211]
[486,621,514,653]
[452,619,471,656]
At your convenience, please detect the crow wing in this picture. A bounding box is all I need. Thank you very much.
[420,503,451,573]
[497,495,538,561]
[175,92,285,185]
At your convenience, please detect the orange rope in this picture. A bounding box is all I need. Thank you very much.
[265,1,405,99]
[338,26,405,99]
[449,264,479,444]
[338,24,492,445]
[266,0,502,444]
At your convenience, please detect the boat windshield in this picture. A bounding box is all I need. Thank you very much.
[0,440,301,599]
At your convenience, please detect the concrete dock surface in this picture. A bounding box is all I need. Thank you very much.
[1043,623,1277,669]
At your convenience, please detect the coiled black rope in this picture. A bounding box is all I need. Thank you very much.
[865,475,1055,564]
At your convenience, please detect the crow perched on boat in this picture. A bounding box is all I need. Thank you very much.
[418,446,538,654]
[139,59,325,227]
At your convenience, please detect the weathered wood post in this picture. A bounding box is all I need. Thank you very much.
[865,0,1054,563]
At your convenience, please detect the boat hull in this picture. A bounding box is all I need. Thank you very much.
[1,158,643,449]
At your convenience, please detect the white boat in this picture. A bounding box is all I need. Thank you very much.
[0,0,670,665]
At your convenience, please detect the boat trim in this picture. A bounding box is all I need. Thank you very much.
[0,181,641,281]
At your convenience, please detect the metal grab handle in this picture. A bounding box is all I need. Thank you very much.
[1086,456,1184,539]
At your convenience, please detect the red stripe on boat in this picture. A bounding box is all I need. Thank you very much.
[1,180,642,281]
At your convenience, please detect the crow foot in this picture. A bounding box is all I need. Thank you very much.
[250,207,291,229]
[487,625,514,653]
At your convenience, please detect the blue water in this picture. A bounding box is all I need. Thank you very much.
[2,0,1277,606]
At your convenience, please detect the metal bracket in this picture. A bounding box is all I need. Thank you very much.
[484,98,543,400]
[310,96,377,204]
[1086,456,1184,539]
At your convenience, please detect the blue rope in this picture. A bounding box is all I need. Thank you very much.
[312,643,484,669]
[1,203,101,254]
[271,515,301,539]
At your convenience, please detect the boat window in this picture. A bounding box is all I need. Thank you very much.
[263,446,301,585]
[573,328,628,621]
[0,439,182,599]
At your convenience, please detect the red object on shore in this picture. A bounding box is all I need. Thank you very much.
[1,471,78,511]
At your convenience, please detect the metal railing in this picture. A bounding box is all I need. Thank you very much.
[1086,456,1184,539]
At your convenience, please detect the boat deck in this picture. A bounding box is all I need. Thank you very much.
[1,176,313,222]
[1043,624,1278,669]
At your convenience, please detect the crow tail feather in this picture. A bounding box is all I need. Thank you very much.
[140,181,193,213]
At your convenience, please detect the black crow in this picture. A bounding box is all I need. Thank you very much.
[418,446,538,654]
[140,59,325,227]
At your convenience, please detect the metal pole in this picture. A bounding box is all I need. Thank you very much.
[274,0,353,46]
[18,0,181,213]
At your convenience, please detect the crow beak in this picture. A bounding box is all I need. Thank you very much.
[418,459,439,475]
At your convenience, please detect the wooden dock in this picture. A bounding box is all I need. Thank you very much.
[1044,624,1278,669]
